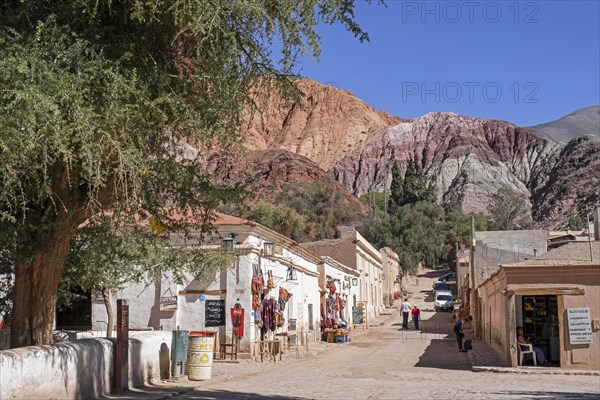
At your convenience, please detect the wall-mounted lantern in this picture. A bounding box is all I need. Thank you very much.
[351,277,359,286]
[286,265,298,281]
[222,234,236,253]
[381,274,386,281]
[263,241,275,257]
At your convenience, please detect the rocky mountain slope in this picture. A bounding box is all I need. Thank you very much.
[241,79,402,170]
[330,112,560,216]
[527,106,600,143]
[202,148,364,210]
[531,135,600,227]
[205,80,597,229]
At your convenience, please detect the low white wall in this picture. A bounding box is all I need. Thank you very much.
[0,331,173,399]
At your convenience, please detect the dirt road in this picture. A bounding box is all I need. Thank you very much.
[108,269,600,399]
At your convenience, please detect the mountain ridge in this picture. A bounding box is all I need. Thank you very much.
[526,105,600,143]
[209,80,599,229]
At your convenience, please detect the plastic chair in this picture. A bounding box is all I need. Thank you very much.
[518,342,537,366]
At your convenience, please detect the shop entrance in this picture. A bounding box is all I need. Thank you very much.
[517,295,560,366]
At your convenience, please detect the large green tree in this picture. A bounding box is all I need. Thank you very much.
[59,216,233,337]
[0,0,372,347]
[243,201,306,241]
[277,181,361,241]
[487,187,533,231]
[389,161,436,211]
[361,202,446,274]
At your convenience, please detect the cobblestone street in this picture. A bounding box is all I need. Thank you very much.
[104,270,600,400]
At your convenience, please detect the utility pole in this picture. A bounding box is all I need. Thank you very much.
[470,215,479,339]
[587,212,593,262]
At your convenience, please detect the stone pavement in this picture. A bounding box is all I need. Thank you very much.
[99,268,600,399]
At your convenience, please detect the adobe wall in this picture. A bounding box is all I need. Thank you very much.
[0,332,172,399]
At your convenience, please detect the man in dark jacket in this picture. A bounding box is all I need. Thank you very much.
[454,315,472,352]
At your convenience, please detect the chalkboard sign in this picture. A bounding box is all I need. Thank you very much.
[205,300,225,327]
[352,306,364,324]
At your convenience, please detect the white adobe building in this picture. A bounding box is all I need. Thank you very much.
[92,213,321,354]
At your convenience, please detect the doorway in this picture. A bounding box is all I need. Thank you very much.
[517,295,560,366]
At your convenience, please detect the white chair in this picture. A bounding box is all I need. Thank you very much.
[518,342,537,366]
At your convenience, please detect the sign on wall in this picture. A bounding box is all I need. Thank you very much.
[352,306,364,324]
[159,296,177,311]
[567,307,592,344]
[205,300,226,327]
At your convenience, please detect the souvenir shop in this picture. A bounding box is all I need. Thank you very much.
[251,261,292,340]
[321,275,350,343]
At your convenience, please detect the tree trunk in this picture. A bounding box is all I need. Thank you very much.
[10,230,74,348]
[103,288,114,338]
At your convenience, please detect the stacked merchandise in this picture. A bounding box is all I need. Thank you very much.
[251,261,291,336]
[322,277,349,342]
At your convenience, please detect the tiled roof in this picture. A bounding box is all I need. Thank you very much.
[213,212,251,226]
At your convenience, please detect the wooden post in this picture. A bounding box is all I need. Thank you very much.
[115,299,129,390]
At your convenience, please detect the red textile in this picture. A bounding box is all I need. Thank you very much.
[231,303,245,337]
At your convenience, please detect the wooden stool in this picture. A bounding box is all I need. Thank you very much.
[219,335,239,360]
[257,340,279,362]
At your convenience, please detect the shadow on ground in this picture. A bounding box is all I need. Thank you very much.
[414,338,470,371]
[102,386,307,399]
[417,268,450,279]
[488,391,600,400]
[421,290,434,302]
[418,311,454,336]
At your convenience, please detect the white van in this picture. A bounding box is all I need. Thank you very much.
[434,290,454,312]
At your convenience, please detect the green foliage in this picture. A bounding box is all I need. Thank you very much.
[0,223,15,321]
[487,187,532,230]
[389,161,436,211]
[278,181,361,241]
[440,211,487,266]
[441,212,488,246]
[0,0,374,344]
[59,216,235,310]
[244,202,306,241]
[358,192,388,218]
[568,215,585,231]
[361,202,446,274]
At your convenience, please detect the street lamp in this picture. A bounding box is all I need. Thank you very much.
[222,235,236,253]
[286,265,298,281]
[263,241,275,257]
[351,277,358,286]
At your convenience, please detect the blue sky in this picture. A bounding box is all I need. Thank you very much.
[291,1,600,126]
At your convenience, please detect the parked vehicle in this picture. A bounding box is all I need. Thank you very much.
[437,272,456,282]
[432,281,450,291]
[434,290,454,312]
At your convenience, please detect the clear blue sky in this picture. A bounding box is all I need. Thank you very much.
[292,1,600,126]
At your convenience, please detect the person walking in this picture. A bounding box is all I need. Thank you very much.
[411,304,421,330]
[453,317,466,352]
[454,315,472,352]
[401,298,412,329]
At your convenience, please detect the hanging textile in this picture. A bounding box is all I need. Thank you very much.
[231,303,245,337]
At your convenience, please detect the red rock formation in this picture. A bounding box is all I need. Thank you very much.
[202,148,365,211]
[240,79,402,170]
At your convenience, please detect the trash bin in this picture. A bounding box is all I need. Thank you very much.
[171,330,189,378]
[186,331,217,381]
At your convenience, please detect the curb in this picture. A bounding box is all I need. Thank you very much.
[472,365,600,376]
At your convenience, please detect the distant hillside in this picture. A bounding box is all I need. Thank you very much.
[199,80,598,230]
[527,106,600,143]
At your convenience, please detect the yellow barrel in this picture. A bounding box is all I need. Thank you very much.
[186,331,217,381]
